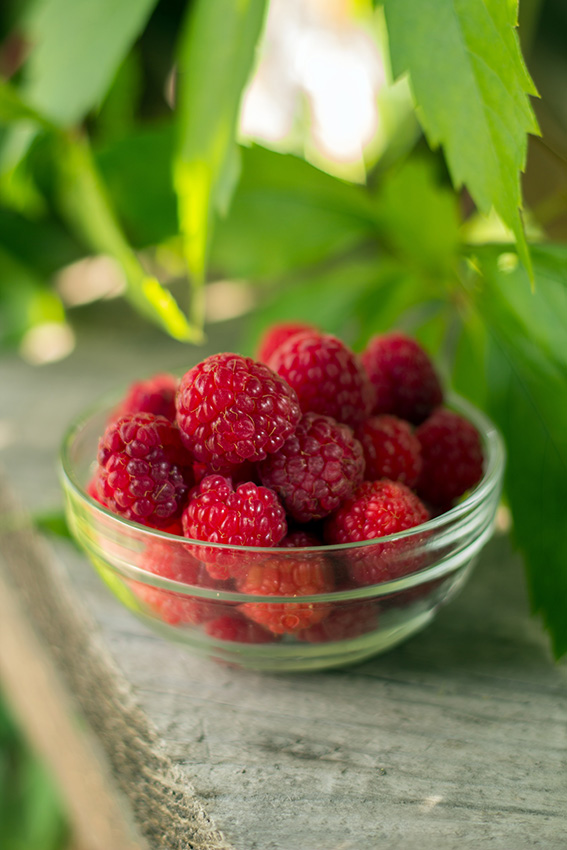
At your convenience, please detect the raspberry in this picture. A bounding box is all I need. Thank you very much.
[96,413,193,527]
[256,321,317,364]
[268,331,375,427]
[193,459,260,487]
[176,353,301,469]
[132,581,217,626]
[132,530,233,625]
[205,613,277,644]
[324,479,429,585]
[86,471,104,504]
[112,373,178,422]
[140,537,203,584]
[416,407,484,506]
[354,414,422,488]
[279,530,323,548]
[259,412,365,523]
[297,601,378,643]
[361,332,443,424]
[182,475,287,579]
[238,554,334,634]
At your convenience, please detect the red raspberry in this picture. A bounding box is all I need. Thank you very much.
[131,538,221,626]
[256,321,317,363]
[112,373,178,422]
[182,475,287,580]
[140,538,203,584]
[324,479,429,585]
[279,530,323,548]
[361,332,443,424]
[205,613,278,644]
[96,413,193,527]
[416,408,484,506]
[238,554,334,634]
[297,601,378,643]
[267,331,375,427]
[259,413,365,523]
[132,582,217,626]
[176,353,301,469]
[86,470,104,504]
[192,459,260,487]
[354,414,422,488]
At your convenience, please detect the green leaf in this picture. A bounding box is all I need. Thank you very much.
[383,0,539,275]
[244,258,385,354]
[211,145,377,280]
[93,49,143,145]
[245,255,431,357]
[374,156,460,275]
[33,510,73,541]
[0,81,53,128]
[464,244,567,657]
[0,208,82,276]
[56,133,199,342]
[0,245,66,347]
[95,123,178,248]
[0,692,68,850]
[21,0,159,126]
[174,0,269,329]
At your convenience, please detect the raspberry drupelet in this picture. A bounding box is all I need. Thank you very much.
[238,553,334,634]
[416,407,484,507]
[297,601,378,643]
[176,353,302,470]
[205,613,278,644]
[112,373,178,422]
[259,412,365,523]
[96,413,193,528]
[131,538,221,626]
[267,331,375,427]
[354,414,422,488]
[256,320,317,364]
[324,479,429,586]
[279,529,323,548]
[361,331,443,425]
[181,475,287,579]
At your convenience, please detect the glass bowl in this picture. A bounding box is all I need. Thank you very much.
[59,394,505,672]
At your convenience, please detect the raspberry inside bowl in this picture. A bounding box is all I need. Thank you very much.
[59,392,505,672]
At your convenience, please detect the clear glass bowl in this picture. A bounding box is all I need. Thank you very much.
[59,394,505,672]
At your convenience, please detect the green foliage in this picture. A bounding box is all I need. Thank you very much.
[174,0,269,327]
[0,245,66,348]
[373,156,460,276]
[384,0,539,274]
[461,246,567,657]
[0,692,68,850]
[56,132,195,341]
[22,0,159,126]
[0,81,53,128]
[211,145,377,279]
[96,123,177,248]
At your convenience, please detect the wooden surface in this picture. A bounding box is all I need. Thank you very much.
[1,307,566,849]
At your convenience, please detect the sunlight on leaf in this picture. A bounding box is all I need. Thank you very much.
[174,0,269,331]
[56,133,199,342]
[384,0,539,278]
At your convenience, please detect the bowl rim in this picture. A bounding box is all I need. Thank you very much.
[59,389,506,555]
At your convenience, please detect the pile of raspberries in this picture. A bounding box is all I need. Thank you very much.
[91,323,484,644]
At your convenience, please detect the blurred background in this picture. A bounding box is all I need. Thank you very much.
[0,0,565,846]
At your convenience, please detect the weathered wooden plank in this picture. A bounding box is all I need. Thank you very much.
[1,307,566,849]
